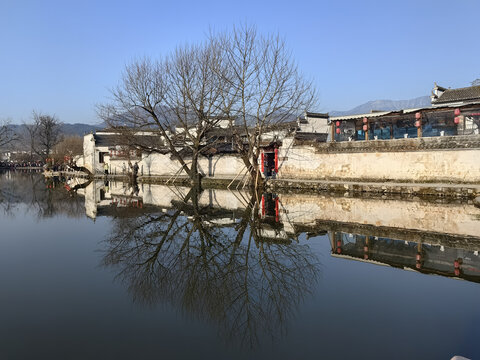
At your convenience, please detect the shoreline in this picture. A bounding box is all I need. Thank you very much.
[46,170,480,201]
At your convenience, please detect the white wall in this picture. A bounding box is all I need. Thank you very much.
[278,138,480,183]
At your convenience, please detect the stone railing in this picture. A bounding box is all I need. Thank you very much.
[294,134,480,153]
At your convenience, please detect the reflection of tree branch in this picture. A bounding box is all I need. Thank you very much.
[101,188,320,349]
[0,171,85,219]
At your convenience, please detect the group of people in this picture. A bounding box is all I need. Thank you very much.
[0,161,44,169]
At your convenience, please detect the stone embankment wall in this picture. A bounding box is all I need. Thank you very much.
[278,135,480,184]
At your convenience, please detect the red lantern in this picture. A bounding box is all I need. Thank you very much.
[416,253,421,261]
[363,124,368,131]
[336,121,340,127]
[363,117,368,124]
[454,268,460,276]
[454,108,461,116]
[415,112,421,120]
[454,116,460,124]
[454,260,460,269]
[415,120,421,128]
[336,128,341,134]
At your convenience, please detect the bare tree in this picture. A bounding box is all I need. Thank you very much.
[0,119,17,148]
[32,112,62,161]
[98,58,197,184]
[52,135,83,163]
[98,43,233,188]
[99,25,316,189]
[22,121,38,161]
[216,25,317,189]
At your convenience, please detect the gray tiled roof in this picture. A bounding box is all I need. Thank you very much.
[94,133,164,148]
[94,134,121,147]
[433,85,480,104]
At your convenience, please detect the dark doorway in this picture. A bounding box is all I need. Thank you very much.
[263,152,275,177]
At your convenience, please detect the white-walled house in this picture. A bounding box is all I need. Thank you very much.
[80,113,331,180]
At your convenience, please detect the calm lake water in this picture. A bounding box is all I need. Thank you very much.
[1,171,480,359]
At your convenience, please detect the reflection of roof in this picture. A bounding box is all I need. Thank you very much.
[331,252,480,284]
[433,85,480,104]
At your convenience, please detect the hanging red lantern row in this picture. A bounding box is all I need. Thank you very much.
[362,117,368,132]
[335,120,341,134]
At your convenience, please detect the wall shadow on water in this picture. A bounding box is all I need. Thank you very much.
[100,186,321,349]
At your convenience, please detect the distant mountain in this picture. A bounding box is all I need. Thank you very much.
[59,123,104,136]
[7,123,103,138]
[329,96,431,117]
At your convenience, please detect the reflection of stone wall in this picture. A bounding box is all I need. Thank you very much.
[84,180,97,219]
[279,135,480,183]
[279,194,480,238]
[83,181,480,240]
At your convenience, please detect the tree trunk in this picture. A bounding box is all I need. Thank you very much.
[189,155,203,189]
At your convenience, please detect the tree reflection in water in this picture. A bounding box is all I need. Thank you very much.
[102,188,320,348]
[0,170,86,218]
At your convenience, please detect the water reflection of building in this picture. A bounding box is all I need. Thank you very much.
[330,232,480,282]
[80,180,480,282]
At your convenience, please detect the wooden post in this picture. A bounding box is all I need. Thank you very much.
[365,127,369,141]
[416,112,422,138]
[330,123,335,142]
[274,148,278,173]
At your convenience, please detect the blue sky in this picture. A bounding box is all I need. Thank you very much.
[1,0,479,124]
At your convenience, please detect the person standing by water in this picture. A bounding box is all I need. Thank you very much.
[133,162,139,177]
[128,161,139,179]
